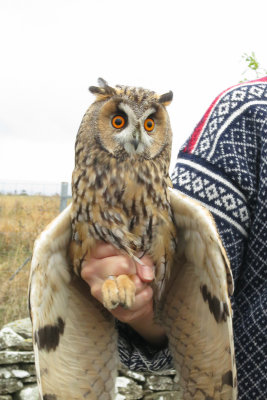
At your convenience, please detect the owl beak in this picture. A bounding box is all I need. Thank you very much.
[131,131,140,150]
[131,138,139,150]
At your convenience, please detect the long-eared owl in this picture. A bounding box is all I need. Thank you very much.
[70,78,176,307]
[29,78,237,400]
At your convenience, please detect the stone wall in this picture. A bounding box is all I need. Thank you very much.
[0,319,38,400]
[116,368,181,399]
[0,319,181,400]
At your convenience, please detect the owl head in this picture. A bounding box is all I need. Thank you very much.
[76,78,173,163]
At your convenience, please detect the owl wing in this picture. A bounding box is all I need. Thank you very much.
[29,192,237,400]
[162,188,237,399]
[29,204,117,400]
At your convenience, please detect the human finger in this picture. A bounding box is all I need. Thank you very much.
[88,241,120,259]
[130,274,150,294]
[136,254,155,282]
[110,285,153,323]
[81,254,137,282]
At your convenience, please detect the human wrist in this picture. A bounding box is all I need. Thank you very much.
[127,309,167,347]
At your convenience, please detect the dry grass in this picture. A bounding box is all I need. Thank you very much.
[0,195,61,328]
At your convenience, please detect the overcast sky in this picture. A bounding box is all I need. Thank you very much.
[1,0,267,185]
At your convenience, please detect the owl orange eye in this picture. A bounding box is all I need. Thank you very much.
[144,118,155,132]
[112,115,126,129]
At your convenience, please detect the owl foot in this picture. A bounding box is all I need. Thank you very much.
[102,274,136,310]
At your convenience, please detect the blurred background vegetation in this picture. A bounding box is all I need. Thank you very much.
[0,195,59,327]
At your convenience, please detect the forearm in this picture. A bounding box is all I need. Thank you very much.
[128,310,167,348]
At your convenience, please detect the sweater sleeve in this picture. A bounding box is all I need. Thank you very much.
[171,77,267,399]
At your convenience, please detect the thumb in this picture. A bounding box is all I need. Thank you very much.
[136,263,155,283]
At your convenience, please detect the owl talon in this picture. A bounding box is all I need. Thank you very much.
[101,275,136,310]
[116,274,136,309]
[111,300,120,309]
[102,278,120,310]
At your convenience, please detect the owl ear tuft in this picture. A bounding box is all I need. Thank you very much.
[89,78,116,100]
[97,78,109,88]
[158,91,173,106]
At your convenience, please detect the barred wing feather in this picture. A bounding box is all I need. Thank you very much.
[29,205,117,400]
[162,189,237,399]
[29,191,237,399]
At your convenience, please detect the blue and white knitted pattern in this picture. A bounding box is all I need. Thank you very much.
[117,78,267,399]
[117,320,172,371]
[172,78,267,399]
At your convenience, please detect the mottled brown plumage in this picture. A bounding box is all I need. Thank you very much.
[69,78,176,306]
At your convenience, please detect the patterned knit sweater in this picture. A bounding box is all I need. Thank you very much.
[117,77,267,400]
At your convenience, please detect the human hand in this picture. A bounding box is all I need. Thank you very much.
[81,241,154,323]
[81,242,166,345]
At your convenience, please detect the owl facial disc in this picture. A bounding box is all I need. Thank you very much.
[114,103,154,155]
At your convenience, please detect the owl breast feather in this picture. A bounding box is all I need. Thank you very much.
[71,156,175,263]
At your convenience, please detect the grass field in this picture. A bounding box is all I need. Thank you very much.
[0,195,61,328]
